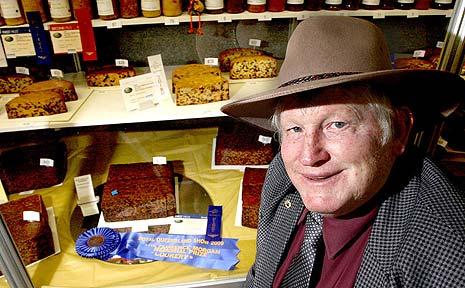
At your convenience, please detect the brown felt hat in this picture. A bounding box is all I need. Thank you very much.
[221,16,465,131]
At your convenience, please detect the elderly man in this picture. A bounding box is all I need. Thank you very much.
[222,17,465,287]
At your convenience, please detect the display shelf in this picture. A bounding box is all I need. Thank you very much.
[0,67,278,133]
[9,8,451,30]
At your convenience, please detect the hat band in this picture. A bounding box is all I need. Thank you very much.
[278,72,360,88]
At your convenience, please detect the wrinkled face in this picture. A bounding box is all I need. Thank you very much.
[279,87,408,217]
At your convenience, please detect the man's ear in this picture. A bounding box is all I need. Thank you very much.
[393,107,414,155]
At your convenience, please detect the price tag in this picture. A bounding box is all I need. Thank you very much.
[373,11,385,19]
[258,135,272,144]
[297,13,310,20]
[40,158,54,167]
[49,23,83,54]
[165,17,180,25]
[249,38,261,47]
[436,41,444,49]
[258,14,272,21]
[132,223,149,233]
[23,211,40,222]
[74,174,97,203]
[153,156,167,165]
[217,15,232,23]
[204,57,218,66]
[413,50,426,58]
[50,69,64,78]
[147,54,171,101]
[338,11,349,16]
[107,20,123,29]
[406,11,419,18]
[79,201,100,217]
[115,59,129,67]
[15,66,30,75]
[0,180,7,205]
[120,73,159,111]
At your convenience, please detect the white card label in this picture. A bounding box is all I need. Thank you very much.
[50,69,64,78]
[258,135,272,144]
[74,174,97,203]
[23,211,40,222]
[153,156,167,165]
[147,54,171,101]
[1,29,36,58]
[15,66,30,75]
[436,41,444,49]
[40,158,55,167]
[249,39,261,47]
[120,73,159,111]
[0,39,8,68]
[49,23,83,54]
[115,59,129,67]
[413,50,426,58]
[0,180,7,204]
[164,18,180,25]
[204,57,218,66]
[79,201,100,217]
[107,20,123,29]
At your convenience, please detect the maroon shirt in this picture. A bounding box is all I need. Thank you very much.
[273,206,378,288]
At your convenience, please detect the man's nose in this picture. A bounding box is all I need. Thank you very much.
[299,131,330,167]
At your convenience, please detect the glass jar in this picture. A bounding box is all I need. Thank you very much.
[141,0,161,17]
[21,0,48,22]
[305,0,323,10]
[381,0,395,8]
[395,0,415,9]
[286,0,304,11]
[48,0,73,22]
[414,0,430,9]
[205,0,224,13]
[432,0,453,8]
[120,0,139,18]
[225,0,244,12]
[324,0,342,10]
[361,0,380,8]
[267,0,285,11]
[247,0,266,12]
[162,0,182,16]
[96,0,119,20]
[0,0,26,25]
[343,0,360,9]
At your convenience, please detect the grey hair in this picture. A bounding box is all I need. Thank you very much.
[270,83,395,145]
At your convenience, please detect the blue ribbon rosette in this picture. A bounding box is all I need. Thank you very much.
[75,227,121,260]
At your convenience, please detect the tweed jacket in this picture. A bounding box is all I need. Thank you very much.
[244,151,465,288]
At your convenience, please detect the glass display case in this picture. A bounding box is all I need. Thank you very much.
[0,3,464,287]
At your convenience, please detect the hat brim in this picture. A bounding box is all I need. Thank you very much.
[221,69,465,131]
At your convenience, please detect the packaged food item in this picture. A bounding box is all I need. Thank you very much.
[305,0,323,10]
[96,0,119,20]
[141,0,161,17]
[380,0,395,9]
[20,0,49,22]
[205,0,224,13]
[395,0,415,9]
[120,0,139,18]
[286,0,304,10]
[48,0,73,22]
[0,0,26,25]
[162,0,182,16]
[267,0,285,11]
[361,0,380,9]
[225,0,244,13]
[246,0,265,12]
[323,0,342,9]
[432,0,453,8]
[343,0,360,9]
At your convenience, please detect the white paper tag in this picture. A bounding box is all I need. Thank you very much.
[436,41,444,49]
[79,201,100,217]
[15,66,30,75]
[1,31,36,58]
[107,20,123,29]
[23,211,40,222]
[413,50,426,58]
[204,57,218,66]
[249,39,262,47]
[169,215,208,235]
[258,14,272,21]
[258,135,272,144]
[132,223,149,232]
[153,156,167,165]
[74,174,97,203]
[164,18,180,25]
[0,39,8,68]
[115,59,129,67]
[437,136,448,148]
[217,14,232,22]
[0,180,8,204]
[19,190,34,195]
[40,158,55,167]
[147,54,171,101]
[49,23,83,54]
[120,73,159,111]
[50,69,64,78]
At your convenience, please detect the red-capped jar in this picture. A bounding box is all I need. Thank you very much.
[247,0,266,12]
[267,0,285,11]
[226,0,245,12]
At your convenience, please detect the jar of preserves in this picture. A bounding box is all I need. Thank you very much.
[0,0,26,25]
[247,0,265,12]
[225,0,244,12]
[432,0,453,8]
[21,0,48,22]
[324,0,342,9]
[267,0,284,11]
[120,0,139,18]
[205,0,224,13]
[305,0,323,10]
[141,0,161,17]
[381,0,395,8]
[415,0,430,9]
[286,0,303,11]
[96,0,119,20]
[395,0,415,8]
[343,0,360,9]
[48,0,73,22]
[361,0,380,8]
[162,0,182,16]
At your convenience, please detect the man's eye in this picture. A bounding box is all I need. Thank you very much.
[331,122,347,129]
[287,126,302,133]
